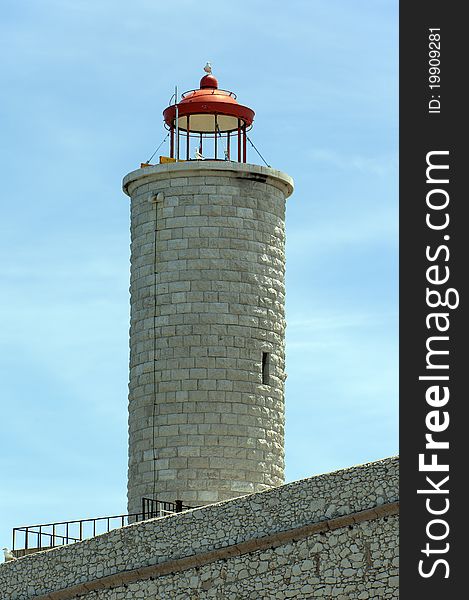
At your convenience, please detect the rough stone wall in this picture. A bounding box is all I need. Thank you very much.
[0,457,399,600]
[123,161,294,513]
[81,515,399,600]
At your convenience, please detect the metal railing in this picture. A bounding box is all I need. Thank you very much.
[12,498,197,553]
[141,497,193,520]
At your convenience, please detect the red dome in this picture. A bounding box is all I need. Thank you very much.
[163,72,255,134]
[200,74,218,89]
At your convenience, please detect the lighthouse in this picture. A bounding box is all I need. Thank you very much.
[4,65,399,600]
[123,67,294,515]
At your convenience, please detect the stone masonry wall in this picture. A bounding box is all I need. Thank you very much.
[123,161,294,514]
[0,457,399,600]
[79,514,398,600]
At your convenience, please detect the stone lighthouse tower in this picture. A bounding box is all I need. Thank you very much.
[123,67,293,515]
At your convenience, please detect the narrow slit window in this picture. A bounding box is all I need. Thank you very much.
[262,352,270,385]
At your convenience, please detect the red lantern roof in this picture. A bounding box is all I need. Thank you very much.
[163,71,255,134]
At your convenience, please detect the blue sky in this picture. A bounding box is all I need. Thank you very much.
[0,0,397,548]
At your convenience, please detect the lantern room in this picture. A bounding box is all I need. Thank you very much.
[162,65,255,163]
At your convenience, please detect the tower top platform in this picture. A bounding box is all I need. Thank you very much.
[123,159,294,198]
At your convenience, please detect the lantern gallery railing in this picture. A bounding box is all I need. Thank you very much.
[180,88,237,100]
[165,118,249,162]
[12,498,197,555]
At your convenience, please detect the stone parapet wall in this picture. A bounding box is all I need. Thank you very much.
[123,161,294,513]
[0,457,399,600]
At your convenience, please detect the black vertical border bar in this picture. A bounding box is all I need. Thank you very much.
[400,3,465,597]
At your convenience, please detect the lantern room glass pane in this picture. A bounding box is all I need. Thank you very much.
[176,114,240,133]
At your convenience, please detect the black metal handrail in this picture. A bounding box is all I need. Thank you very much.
[12,498,197,552]
[141,497,194,520]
